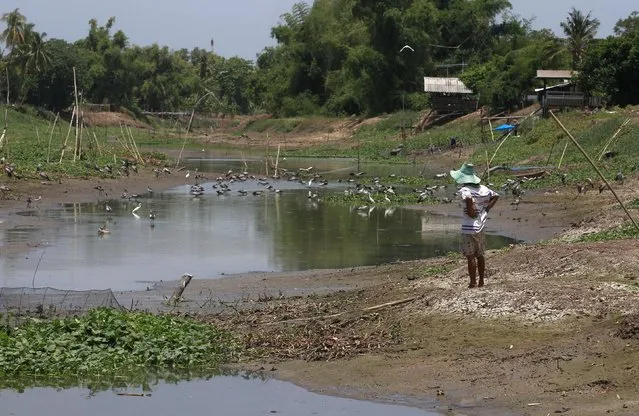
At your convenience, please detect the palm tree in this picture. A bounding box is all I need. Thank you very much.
[17,30,51,73]
[0,8,28,54]
[560,8,600,69]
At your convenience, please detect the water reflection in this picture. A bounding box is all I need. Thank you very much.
[0,375,438,416]
[0,159,515,291]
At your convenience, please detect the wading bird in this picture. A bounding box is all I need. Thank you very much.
[132,202,142,214]
[399,45,415,53]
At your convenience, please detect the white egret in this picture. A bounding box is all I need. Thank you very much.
[132,202,142,214]
[399,45,415,53]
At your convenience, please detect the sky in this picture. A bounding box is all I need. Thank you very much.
[1,0,637,60]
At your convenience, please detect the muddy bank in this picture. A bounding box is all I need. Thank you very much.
[2,151,639,416]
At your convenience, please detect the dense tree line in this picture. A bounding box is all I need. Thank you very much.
[1,3,638,117]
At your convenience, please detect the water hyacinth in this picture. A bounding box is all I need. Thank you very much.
[0,308,239,379]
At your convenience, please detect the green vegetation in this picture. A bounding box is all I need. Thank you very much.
[0,308,240,390]
[421,265,448,276]
[1,5,638,119]
[0,105,183,179]
[577,223,639,242]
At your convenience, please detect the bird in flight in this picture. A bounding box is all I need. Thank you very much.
[399,45,415,53]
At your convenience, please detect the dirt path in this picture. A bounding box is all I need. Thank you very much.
[2,147,639,415]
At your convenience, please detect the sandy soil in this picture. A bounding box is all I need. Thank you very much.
[2,143,639,416]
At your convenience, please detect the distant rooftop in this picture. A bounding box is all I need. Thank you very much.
[423,77,473,94]
[536,70,577,79]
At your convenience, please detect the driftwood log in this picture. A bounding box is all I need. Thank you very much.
[168,273,193,306]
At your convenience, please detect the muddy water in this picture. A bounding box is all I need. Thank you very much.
[0,158,515,290]
[0,376,440,416]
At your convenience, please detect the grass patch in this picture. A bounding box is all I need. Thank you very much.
[421,265,449,276]
[0,105,178,179]
[577,222,639,242]
[0,308,240,389]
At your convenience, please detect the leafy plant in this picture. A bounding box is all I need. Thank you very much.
[577,222,639,242]
[0,308,240,387]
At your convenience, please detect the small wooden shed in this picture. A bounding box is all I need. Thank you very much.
[423,77,477,114]
[536,69,603,114]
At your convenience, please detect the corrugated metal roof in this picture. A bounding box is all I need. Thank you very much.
[423,77,473,94]
[536,70,577,79]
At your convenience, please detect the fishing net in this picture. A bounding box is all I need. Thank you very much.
[0,287,122,325]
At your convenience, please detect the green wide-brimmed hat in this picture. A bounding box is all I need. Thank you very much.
[450,163,481,185]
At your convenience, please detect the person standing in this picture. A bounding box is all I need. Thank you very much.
[449,163,499,288]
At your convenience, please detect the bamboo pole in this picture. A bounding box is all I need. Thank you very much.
[47,113,59,163]
[118,122,132,153]
[488,130,513,166]
[550,111,639,233]
[598,118,631,161]
[72,67,80,162]
[488,120,495,142]
[274,144,281,178]
[265,132,269,177]
[485,149,490,181]
[92,131,103,157]
[1,68,9,151]
[127,125,144,165]
[59,109,76,163]
[557,141,569,170]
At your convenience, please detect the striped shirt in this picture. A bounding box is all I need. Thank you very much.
[458,185,498,234]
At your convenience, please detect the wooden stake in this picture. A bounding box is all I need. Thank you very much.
[488,130,513,167]
[598,118,631,161]
[92,131,103,157]
[59,108,76,163]
[485,149,490,181]
[265,132,269,177]
[557,141,569,170]
[168,273,193,306]
[550,111,639,233]
[274,144,281,178]
[47,113,59,163]
[1,68,9,151]
[72,67,80,162]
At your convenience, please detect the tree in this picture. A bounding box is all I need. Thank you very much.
[614,11,639,35]
[560,8,600,69]
[15,29,53,102]
[26,39,87,110]
[0,8,27,53]
[580,23,639,106]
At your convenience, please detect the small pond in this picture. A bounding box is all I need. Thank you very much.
[0,158,515,291]
[0,376,440,416]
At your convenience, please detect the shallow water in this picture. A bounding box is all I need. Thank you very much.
[0,158,515,291]
[0,376,439,416]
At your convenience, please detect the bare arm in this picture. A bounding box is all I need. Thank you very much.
[486,195,499,213]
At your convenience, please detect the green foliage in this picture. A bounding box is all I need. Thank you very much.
[470,111,639,186]
[0,308,239,386]
[579,29,639,106]
[1,6,637,117]
[560,8,600,69]
[421,265,448,276]
[577,222,639,242]
[0,105,173,178]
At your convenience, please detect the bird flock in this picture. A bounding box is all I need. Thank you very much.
[0,154,631,236]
